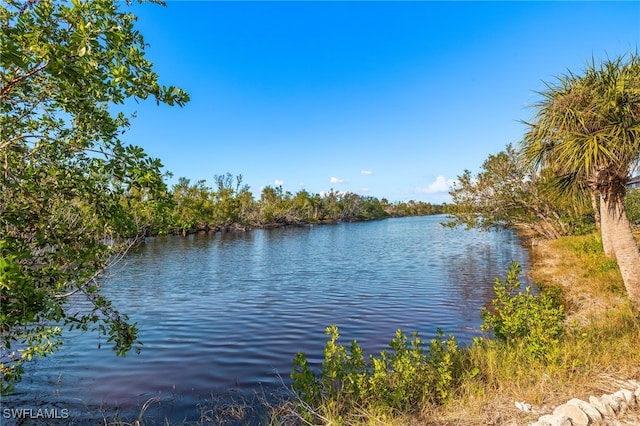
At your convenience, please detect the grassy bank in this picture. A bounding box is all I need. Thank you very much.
[283,232,640,426]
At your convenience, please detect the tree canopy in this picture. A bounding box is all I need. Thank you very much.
[446,144,594,239]
[1,0,188,392]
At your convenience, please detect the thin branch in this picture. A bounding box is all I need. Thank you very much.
[0,134,46,150]
[0,62,49,102]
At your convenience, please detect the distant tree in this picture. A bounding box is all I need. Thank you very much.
[359,196,389,219]
[307,193,324,222]
[258,185,292,224]
[339,192,363,221]
[0,0,188,391]
[211,173,249,227]
[522,53,640,309]
[290,190,315,223]
[171,178,213,233]
[321,189,343,222]
[235,179,256,225]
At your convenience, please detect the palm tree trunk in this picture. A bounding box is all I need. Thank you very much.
[599,194,615,257]
[602,193,640,310]
[590,188,601,230]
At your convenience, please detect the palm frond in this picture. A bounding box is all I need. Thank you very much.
[521,52,640,192]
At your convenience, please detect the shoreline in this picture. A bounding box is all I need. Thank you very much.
[431,230,640,425]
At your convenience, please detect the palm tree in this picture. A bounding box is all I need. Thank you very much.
[522,53,640,309]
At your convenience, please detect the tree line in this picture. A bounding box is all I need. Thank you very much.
[132,173,445,236]
[446,144,640,239]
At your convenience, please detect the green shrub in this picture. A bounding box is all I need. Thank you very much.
[291,325,459,423]
[289,264,566,423]
[624,188,640,225]
[480,262,565,363]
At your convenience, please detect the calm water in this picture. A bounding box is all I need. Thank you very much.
[3,215,530,424]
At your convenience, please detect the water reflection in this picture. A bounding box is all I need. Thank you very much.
[445,227,530,326]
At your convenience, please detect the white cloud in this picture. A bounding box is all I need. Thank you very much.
[360,170,373,175]
[330,176,344,184]
[274,179,284,186]
[416,175,454,194]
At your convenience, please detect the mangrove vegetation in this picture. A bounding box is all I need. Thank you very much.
[167,173,444,236]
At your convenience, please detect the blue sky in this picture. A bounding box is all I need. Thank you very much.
[122,1,640,203]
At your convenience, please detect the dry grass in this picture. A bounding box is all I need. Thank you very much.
[528,234,629,326]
